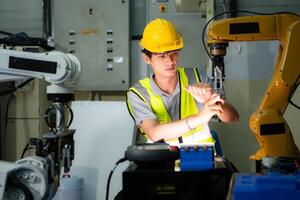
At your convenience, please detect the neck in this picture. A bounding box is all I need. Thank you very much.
[154,75,178,95]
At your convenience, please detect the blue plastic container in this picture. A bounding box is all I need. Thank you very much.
[232,172,300,200]
[180,145,214,171]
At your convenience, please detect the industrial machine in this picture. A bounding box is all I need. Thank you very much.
[207,12,300,199]
[0,48,80,199]
[121,143,233,200]
[208,12,300,162]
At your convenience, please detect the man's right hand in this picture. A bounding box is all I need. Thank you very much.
[195,93,224,123]
[184,83,214,103]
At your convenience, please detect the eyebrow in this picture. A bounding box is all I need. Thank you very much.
[153,50,179,55]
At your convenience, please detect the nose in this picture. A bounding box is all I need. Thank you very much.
[164,56,173,66]
[165,54,176,64]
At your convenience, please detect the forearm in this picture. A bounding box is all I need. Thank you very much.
[140,119,189,142]
[140,115,204,142]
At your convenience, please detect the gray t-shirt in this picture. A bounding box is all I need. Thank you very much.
[127,68,212,127]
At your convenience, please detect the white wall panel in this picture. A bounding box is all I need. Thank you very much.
[70,101,134,200]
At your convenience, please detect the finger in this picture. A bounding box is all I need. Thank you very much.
[203,84,213,91]
[206,95,222,105]
[209,104,224,113]
[217,98,225,104]
[185,86,197,96]
[196,87,203,97]
[192,87,203,97]
[186,87,202,101]
[212,94,225,104]
[205,87,213,95]
[211,92,220,98]
[204,89,214,99]
[212,109,222,116]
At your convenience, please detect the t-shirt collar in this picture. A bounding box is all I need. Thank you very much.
[149,73,180,97]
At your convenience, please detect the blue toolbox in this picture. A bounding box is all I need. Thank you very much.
[232,171,300,200]
[179,144,214,171]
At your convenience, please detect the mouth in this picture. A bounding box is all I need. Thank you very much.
[164,66,176,71]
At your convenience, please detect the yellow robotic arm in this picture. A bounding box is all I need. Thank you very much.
[208,13,300,161]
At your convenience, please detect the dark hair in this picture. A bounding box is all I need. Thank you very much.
[141,49,152,58]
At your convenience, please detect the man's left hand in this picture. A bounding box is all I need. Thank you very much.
[185,83,215,103]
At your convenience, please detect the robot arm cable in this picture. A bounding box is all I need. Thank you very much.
[202,10,269,63]
[21,142,33,159]
[202,10,300,64]
[288,74,300,110]
[0,78,34,96]
[0,32,52,50]
[207,10,300,160]
[0,30,13,36]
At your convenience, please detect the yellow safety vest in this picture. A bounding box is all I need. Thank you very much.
[127,67,214,145]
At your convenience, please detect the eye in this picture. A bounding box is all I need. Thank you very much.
[171,52,179,56]
[157,54,166,58]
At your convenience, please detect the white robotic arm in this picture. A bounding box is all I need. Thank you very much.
[0,49,80,86]
[0,157,48,200]
[0,48,81,200]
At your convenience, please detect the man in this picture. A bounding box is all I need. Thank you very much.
[127,18,239,146]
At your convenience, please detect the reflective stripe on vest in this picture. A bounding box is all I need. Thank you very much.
[127,67,214,144]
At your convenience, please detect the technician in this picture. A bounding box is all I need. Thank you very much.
[126,18,239,146]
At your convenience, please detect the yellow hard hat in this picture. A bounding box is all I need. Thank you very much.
[140,18,184,53]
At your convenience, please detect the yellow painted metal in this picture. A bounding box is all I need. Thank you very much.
[208,14,300,160]
[208,15,276,43]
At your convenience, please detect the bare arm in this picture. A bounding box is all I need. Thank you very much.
[139,119,190,142]
[185,83,239,123]
[140,95,224,142]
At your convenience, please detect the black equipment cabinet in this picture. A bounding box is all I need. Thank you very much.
[122,163,233,200]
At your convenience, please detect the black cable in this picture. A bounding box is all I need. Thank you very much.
[16,78,34,90]
[66,105,74,128]
[43,0,52,37]
[0,32,53,50]
[0,30,13,36]
[202,10,300,111]
[202,10,270,63]
[223,157,239,173]
[21,147,35,159]
[0,92,13,159]
[21,143,30,159]
[288,74,300,110]
[0,78,34,96]
[276,11,300,18]
[289,100,300,110]
[20,142,36,159]
[106,157,127,200]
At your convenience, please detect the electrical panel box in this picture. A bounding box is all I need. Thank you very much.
[53,0,129,91]
[174,0,207,12]
[147,0,208,72]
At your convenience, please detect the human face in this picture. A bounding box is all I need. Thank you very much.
[143,50,180,78]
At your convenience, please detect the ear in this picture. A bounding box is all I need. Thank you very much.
[142,53,151,65]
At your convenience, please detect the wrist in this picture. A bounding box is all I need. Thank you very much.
[185,117,196,130]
